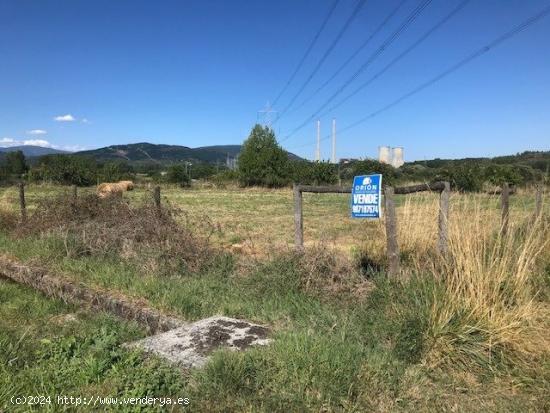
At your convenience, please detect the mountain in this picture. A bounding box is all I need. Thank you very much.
[74,142,302,164]
[0,145,69,157]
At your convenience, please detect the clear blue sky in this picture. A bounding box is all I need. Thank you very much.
[1,0,549,161]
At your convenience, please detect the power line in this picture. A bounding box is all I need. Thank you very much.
[271,0,341,108]
[274,0,367,123]
[281,0,433,142]
[289,0,408,115]
[287,3,550,152]
[319,0,471,118]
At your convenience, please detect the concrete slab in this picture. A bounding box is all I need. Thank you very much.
[127,316,270,369]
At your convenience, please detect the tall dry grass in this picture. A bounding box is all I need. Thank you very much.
[402,193,550,371]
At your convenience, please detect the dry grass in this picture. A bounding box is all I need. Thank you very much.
[10,193,215,274]
[422,203,550,372]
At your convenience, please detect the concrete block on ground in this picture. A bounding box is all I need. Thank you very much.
[126,316,270,369]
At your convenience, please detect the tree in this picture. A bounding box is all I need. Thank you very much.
[5,151,27,176]
[166,164,191,187]
[100,160,133,182]
[238,125,290,187]
[28,155,97,186]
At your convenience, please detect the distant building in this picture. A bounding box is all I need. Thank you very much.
[378,146,391,164]
[391,147,404,168]
[378,146,404,168]
[339,158,359,164]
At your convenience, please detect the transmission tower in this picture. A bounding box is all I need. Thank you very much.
[257,101,278,128]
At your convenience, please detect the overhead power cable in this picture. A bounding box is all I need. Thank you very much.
[318,0,471,118]
[281,0,433,142]
[289,0,408,115]
[287,3,550,151]
[274,0,367,123]
[271,0,341,108]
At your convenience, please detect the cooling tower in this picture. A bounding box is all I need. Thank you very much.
[391,147,404,168]
[378,146,391,164]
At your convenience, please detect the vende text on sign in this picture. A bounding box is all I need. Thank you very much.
[351,174,382,219]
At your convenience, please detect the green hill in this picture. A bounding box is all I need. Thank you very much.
[74,142,302,165]
[0,145,69,157]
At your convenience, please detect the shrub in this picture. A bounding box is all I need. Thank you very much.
[438,164,484,192]
[341,159,397,186]
[15,194,216,274]
[291,161,338,185]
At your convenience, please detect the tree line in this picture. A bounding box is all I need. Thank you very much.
[1,124,548,191]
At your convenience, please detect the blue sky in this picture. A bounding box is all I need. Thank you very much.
[1,0,549,161]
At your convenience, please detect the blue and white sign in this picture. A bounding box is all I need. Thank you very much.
[351,174,382,219]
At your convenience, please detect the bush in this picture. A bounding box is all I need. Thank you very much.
[16,194,215,274]
[341,159,397,186]
[483,164,523,186]
[291,160,338,185]
[437,164,484,192]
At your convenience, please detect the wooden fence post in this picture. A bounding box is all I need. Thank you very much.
[384,187,400,277]
[19,182,27,224]
[293,184,304,251]
[153,186,161,214]
[501,182,510,235]
[72,185,77,202]
[534,184,543,219]
[438,181,450,254]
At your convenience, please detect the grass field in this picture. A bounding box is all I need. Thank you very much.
[0,183,546,254]
[0,183,548,412]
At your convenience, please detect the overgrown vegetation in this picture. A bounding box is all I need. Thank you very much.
[0,185,548,411]
[15,194,216,274]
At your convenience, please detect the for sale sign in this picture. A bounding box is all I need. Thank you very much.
[351,174,382,219]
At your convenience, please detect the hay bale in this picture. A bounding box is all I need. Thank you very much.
[97,182,124,198]
[118,180,134,191]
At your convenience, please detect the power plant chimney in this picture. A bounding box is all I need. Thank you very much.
[391,147,404,168]
[331,118,336,164]
[378,146,391,164]
[315,119,321,161]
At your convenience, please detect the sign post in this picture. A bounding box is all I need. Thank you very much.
[351,174,382,219]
